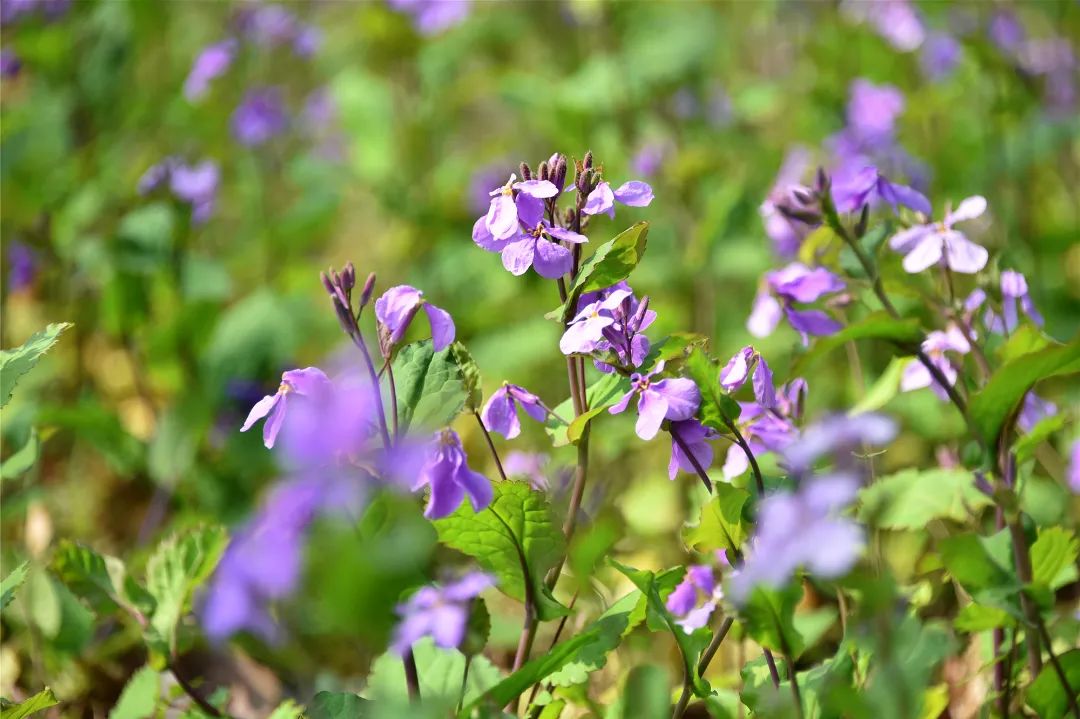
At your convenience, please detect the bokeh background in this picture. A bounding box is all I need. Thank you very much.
[2,0,1078,714]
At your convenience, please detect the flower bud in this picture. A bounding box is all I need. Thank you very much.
[320,270,335,296]
[855,204,869,238]
[537,161,550,181]
[359,272,377,309]
[519,162,532,181]
[583,150,593,169]
[553,156,568,192]
[630,295,651,331]
[791,186,816,206]
[342,262,356,291]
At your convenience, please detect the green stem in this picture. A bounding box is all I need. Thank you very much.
[474,410,508,481]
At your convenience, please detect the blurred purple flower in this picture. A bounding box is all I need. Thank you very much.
[235,4,320,55]
[1,0,69,24]
[184,39,236,101]
[609,361,700,441]
[0,49,21,78]
[782,413,896,474]
[722,379,806,479]
[759,146,815,258]
[6,241,38,291]
[138,157,220,225]
[842,0,924,52]
[232,87,289,146]
[375,285,455,352]
[830,166,930,216]
[720,346,776,409]
[630,141,668,178]
[1018,392,1057,433]
[241,367,333,449]
[666,562,724,633]
[414,430,492,519]
[481,383,548,440]
[920,32,962,82]
[1068,441,1080,494]
[668,419,718,482]
[999,270,1043,331]
[747,263,846,343]
[729,474,864,604]
[581,180,654,219]
[846,79,905,148]
[503,451,550,491]
[900,325,969,401]
[888,195,988,274]
[468,165,510,215]
[391,572,492,655]
[388,0,470,35]
[988,11,1025,54]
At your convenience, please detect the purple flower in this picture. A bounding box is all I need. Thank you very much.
[920,32,962,82]
[473,185,586,279]
[988,11,1025,55]
[241,367,333,449]
[387,0,471,35]
[1,0,70,24]
[999,270,1043,331]
[669,419,718,481]
[722,379,806,479]
[747,263,846,343]
[846,79,905,147]
[6,241,37,291]
[759,146,816,258]
[375,285,455,352]
[566,282,656,372]
[481,383,548,440]
[1,49,21,78]
[609,361,700,441]
[1068,441,1080,494]
[720,346,775,409]
[666,562,724,633]
[630,142,668,178]
[391,572,492,655]
[560,286,634,355]
[782,413,896,475]
[729,474,865,604]
[580,180,654,219]
[830,166,931,216]
[184,39,236,101]
[503,451,550,491]
[888,195,988,274]
[900,325,970,401]
[232,87,289,146]
[138,157,220,225]
[1018,392,1057,433]
[842,0,925,52]
[482,173,559,242]
[414,430,492,519]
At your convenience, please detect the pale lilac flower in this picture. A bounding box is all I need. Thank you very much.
[846,79,905,147]
[748,263,846,343]
[920,32,962,82]
[669,419,718,481]
[782,413,896,474]
[560,287,633,355]
[830,166,930,216]
[481,383,548,439]
[503,451,549,490]
[581,180,654,219]
[275,371,378,467]
[391,572,493,656]
[729,474,864,604]
[999,270,1043,331]
[719,346,775,409]
[375,285,455,352]
[722,379,805,479]
[609,361,700,441]
[759,146,816,258]
[842,0,925,52]
[888,196,989,274]
[988,11,1024,55]
[232,87,289,146]
[388,0,471,35]
[414,430,492,519]
[1018,392,1057,433]
[474,187,587,279]
[900,325,970,401]
[481,173,559,242]
[138,157,220,224]
[235,4,319,53]
[666,562,724,633]
[1068,441,1080,494]
[184,39,236,101]
[241,367,333,449]
[6,241,37,291]
[630,142,668,177]
[578,282,656,372]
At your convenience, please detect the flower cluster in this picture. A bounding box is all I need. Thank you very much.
[138,158,220,225]
[561,281,656,372]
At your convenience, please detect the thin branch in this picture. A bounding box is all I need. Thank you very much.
[170,664,223,717]
[473,410,508,481]
[1036,617,1080,719]
[403,649,421,702]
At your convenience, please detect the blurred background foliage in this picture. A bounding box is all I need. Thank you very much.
[2,0,1078,713]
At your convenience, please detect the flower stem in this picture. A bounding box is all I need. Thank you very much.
[473,410,507,481]
[786,654,805,719]
[457,655,472,714]
[386,360,400,441]
[353,332,393,449]
[723,418,766,497]
[1036,619,1080,719]
[403,649,421,702]
[669,426,713,493]
[672,616,735,719]
[169,663,222,717]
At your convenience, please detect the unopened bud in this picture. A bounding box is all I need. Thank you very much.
[320,271,335,296]
[359,272,377,309]
[855,204,869,238]
[537,161,550,181]
[519,162,532,181]
[791,186,816,206]
[553,157,568,191]
[815,167,830,195]
[630,295,651,330]
[342,262,356,291]
[331,296,356,337]
[583,150,593,169]
[776,205,821,225]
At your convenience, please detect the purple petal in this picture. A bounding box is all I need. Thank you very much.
[429,604,469,649]
[513,179,559,198]
[486,193,518,241]
[654,378,700,421]
[282,367,332,396]
[582,182,615,218]
[752,356,776,409]
[532,239,573,279]
[665,578,698,615]
[635,390,669,440]
[241,394,280,433]
[901,235,944,273]
[481,389,520,439]
[612,180,654,207]
[768,264,845,303]
[946,196,987,225]
[443,572,495,601]
[888,225,932,254]
[747,292,782,338]
[942,232,988,274]
[608,389,635,416]
[456,465,493,512]
[262,394,288,448]
[516,193,545,228]
[545,225,589,244]
[720,347,753,391]
[882,180,931,216]
[473,216,509,252]
[425,468,466,519]
[784,307,843,337]
[501,237,535,276]
[423,303,456,351]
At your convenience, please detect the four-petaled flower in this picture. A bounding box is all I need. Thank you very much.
[473,186,587,279]
[375,285,456,352]
[899,324,970,401]
[481,383,548,439]
[668,419,719,481]
[609,361,700,440]
[748,262,846,343]
[559,286,634,355]
[483,173,559,241]
[719,346,776,409]
[722,379,806,479]
[666,560,726,633]
[241,367,332,448]
[391,572,493,655]
[414,429,493,519]
[581,180,654,219]
[888,196,989,274]
[830,165,931,216]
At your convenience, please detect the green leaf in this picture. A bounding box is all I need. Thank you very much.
[1011,412,1067,464]
[108,666,158,719]
[953,603,1011,632]
[391,340,467,432]
[793,312,922,374]
[364,638,503,707]
[740,584,805,658]
[1029,527,1079,590]
[970,337,1080,447]
[1,561,30,610]
[610,560,711,698]
[858,468,993,530]
[571,221,649,295]
[1027,649,1080,719]
[850,357,907,414]
[144,526,228,656]
[51,541,153,617]
[547,590,645,687]
[433,481,567,620]
[543,372,630,447]
[265,700,304,719]
[449,341,483,412]
[1,429,40,481]
[620,664,671,719]
[937,531,1020,605]
[683,483,750,557]
[0,323,72,408]
[996,324,1053,363]
[685,347,739,433]
[0,688,59,719]
[307,692,369,719]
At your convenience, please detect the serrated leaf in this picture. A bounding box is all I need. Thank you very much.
[51,541,153,618]
[144,525,228,656]
[792,312,923,374]
[0,323,72,408]
[1029,527,1079,590]
[683,483,750,557]
[685,347,739,433]
[1027,649,1080,719]
[546,590,644,687]
[610,560,711,698]
[970,337,1080,448]
[543,372,630,447]
[740,584,805,658]
[1,429,40,481]
[938,531,1019,603]
[858,468,993,530]
[433,481,567,620]
[571,221,649,295]
[391,340,467,432]
[0,688,59,719]
[449,342,483,412]
[108,666,158,719]
[307,692,370,719]
[1,561,30,610]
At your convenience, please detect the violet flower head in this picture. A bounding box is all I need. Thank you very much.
[728,474,864,604]
[988,11,1025,55]
[722,379,807,480]
[846,79,905,148]
[560,286,633,355]
[481,383,548,440]
[580,179,654,219]
[388,0,471,35]
[503,451,550,491]
[630,141,668,178]
[759,146,817,258]
[482,173,559,241]
[6,241,38,291]
[842,0,925,52]
[900,324,970,401]
[170,160,220,225]
[999,270,1043,331]
[375,284,455,352]
[782,413,897,475]
[888,195,989,274]
[666,562,724,633]
[668,419,719,482]
[1068,441,1080,495]
[241,367,333,449]
[232,87,289,146]
[920,32,962,82]
[184,39,236,101]
[414,429,493,519]
[720,346,776,409]
[748,263,846,343]
[391,572,493,656]
[566,282,657,372]
[609,361,700,441]
[275,371,379,468]
[1018,392,1057,434]
[830,166,931,216]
